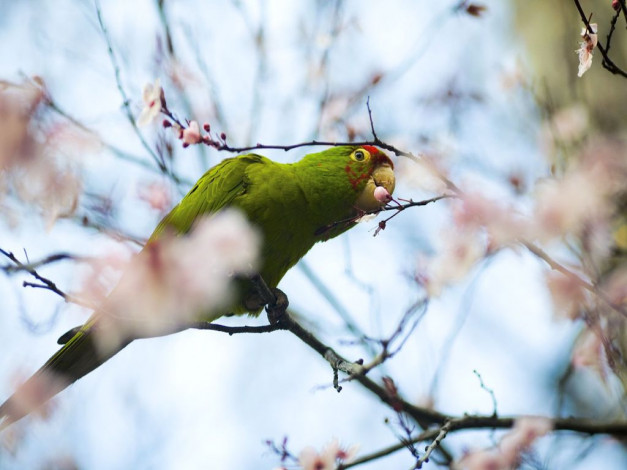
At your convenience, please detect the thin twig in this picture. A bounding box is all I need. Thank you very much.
[0,248,95,309]
[1,252,89,273]
[415,420,451,469]
[95,0,174,173]
[605,8,621,53]
[473,369,498,417]
[366,96,379,141]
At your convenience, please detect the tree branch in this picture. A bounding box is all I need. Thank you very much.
[572,0,627,78]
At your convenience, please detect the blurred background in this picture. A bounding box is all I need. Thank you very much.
[0,0,625,468]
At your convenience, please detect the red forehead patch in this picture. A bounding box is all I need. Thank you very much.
[362,145,379,155]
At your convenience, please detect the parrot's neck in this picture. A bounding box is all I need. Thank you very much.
[291,159,362,240]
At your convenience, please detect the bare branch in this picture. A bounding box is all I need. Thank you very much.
[0,248,95,309]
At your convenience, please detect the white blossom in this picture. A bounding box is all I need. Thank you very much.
[576,23,598,77]
[137,79,163,126]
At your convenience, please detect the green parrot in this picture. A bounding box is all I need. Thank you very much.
[0,145,395,427]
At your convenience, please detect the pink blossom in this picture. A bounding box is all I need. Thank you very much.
[456,449,507,470]
[0,81,83,227]
[138,181,172,212]
[533,171,606,241]
[298,438,359,470]
[181,121,202,145]
[452,192,527,247]
[0,371,67,427]
[0,80,43,168]
[422,229,486,296]
[90,210,260,352]
[576,23,598,77]
[299,446,335,470]
[601,268,627,307]
[137,79,163,126]
[545,272,586,321]
[373,185,392,203]
[571,329,605,372]
[499,417,553,465]
[456,418,552,469]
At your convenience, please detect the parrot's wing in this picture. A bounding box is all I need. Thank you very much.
[149,154,265,241]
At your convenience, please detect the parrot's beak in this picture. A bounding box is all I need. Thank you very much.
[354,157,395,211]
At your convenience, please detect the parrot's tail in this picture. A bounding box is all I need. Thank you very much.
[0,326,129,430]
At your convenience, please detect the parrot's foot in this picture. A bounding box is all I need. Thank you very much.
[247,274,290,323]
[266,287,289,324]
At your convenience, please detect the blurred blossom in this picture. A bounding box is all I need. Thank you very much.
[576,23,597,77]
[397,155,449,194]
[602,268,627,307]
[455,449,506,470]
[13,163,82,230]
[499,417,552,464]
[499,57,526,91]
[452,192,527,248]
[137,79,163,126]
[1,371,66,425]
[0,79,83,227]
[533,139,626,242]
[298,438,359,470]
[0,80,43,167]
[78,249,133,303]
[540,104,589,155]
[456,417,552,469]
[571,329,605,376]
[166,58,201,92]
[533,170,605,241]
[137,181,172,213]
[87,210,260,351]
[545,272,586,321]
[422,229,485,297]
[181,120,202,146]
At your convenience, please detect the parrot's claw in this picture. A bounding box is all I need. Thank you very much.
[266,287,289,324]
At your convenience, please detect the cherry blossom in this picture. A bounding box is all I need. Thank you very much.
[456,417,552,469]
[181,120,202,146]
[499,417,553,464]
[422,229,486,297]
[137,79,163,126]
[576,23,597,77]
[86,209,260,352]
[545,271,586,321]
[137,181,172,212]
[298,438,359,470]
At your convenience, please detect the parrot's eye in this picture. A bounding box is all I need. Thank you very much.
[351,149,371,162]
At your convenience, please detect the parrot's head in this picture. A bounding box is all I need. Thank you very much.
[344,145,395,211]
[299,144,395,221]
